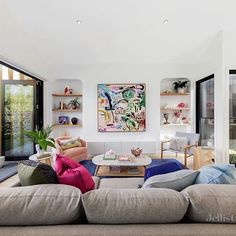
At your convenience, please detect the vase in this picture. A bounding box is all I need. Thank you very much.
[178,88,185,94]
[71,117,78,125]
[175,117,181,124]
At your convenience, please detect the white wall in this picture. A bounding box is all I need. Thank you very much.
[46,64,198,153]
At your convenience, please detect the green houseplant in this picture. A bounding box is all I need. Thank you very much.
[24,125,55,153]
[68,97,80,110]
[172,80,189,93]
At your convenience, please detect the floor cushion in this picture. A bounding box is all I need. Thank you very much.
[144,159,186,181]
[54,154,94,193]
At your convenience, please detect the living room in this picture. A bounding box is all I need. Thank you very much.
[1,1,236,235]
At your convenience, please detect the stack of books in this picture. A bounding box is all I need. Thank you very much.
[128,166,141,174]
[103,154,116,160]
[109,166,121,173]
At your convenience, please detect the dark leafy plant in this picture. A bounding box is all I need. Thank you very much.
[24,125,55,151]
[173,80,189,90]
[68,97,80,109]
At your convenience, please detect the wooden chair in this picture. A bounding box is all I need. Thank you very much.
[160,132,200,167]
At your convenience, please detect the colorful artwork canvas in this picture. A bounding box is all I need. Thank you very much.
[97,84,146,132]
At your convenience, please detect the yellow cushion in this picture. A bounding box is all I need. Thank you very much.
[59,138,82,150]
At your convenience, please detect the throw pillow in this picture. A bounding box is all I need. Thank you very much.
[144,159,186,181]
[142,169,199,191]
[18,160,58,186]
[194,164,236,184]
[54,154,94,193]
[169,137,188,151]
[59,137,82,150]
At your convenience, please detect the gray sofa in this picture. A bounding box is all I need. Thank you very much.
[0,177,236,236]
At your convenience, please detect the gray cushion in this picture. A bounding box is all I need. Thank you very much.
[142,169,199,191]
[82,188,188,224]
[0,184,83,225]
[169,137,188,151]
[182,184,236,223]
[99,177,144,189]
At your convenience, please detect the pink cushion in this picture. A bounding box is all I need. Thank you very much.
[54,154,94,193]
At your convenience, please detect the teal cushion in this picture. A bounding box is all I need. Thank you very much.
[194,164,236,184]
[142,169,199,191]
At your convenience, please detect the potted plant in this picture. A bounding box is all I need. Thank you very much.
[68,97,80,110]
[172,80,189,93]
[24,125,55,154]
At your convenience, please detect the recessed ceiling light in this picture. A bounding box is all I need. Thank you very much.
[76,20,82,25]
[163,19,169,24]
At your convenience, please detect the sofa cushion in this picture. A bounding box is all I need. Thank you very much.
[59,137,82,150]
[18,160,58,186]
[194,164,236,184]
[99,178,144,189]
[0,184,83,226]
[182,184,236,223]
[142,169,199,191]
[169,137,188,151]
[82,188,188,224]
[144,159,186,181]
[55,154,94,193]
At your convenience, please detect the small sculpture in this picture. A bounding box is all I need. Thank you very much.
[131,148,143,157]
[163,113,170,124]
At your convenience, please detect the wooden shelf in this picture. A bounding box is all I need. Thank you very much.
[161,123,191,126]
[160,93,190,96]
[160,108,190,111]
[52,124,81,128]
[52,109,80,112]
[52,93,82,97]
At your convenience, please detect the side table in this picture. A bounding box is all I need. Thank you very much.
[193,146,214,170]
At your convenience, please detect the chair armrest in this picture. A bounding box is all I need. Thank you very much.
[185,143,198,149]
[161,140,170,144]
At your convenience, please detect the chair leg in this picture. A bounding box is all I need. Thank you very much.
[184,148,188,167]
[160,142,164,160]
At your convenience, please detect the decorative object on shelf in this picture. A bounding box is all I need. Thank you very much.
[68,97,80,110]
[162,89,171,94]
[173,80,189,93]
[174,110,182,124]
[182,116,189,124]
[64,86,70,95]
[97,83,146,132]
[71,117,78,125]
[58,116,69,125]
[131,148,143,157]
[69,88,73,94]
[24,125,55,154]
[163,113,170,124]
[177,102,186,108]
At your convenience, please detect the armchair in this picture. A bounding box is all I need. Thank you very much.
[54,136,88,162]
[160,132,200,167]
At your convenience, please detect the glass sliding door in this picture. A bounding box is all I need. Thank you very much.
[229,70,236,163]
[0,61,44,161]
[2,81,35,158]
[196,75,214,147]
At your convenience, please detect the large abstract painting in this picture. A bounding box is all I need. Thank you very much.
[97,83,146,132]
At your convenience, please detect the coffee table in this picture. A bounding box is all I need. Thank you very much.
[92,154,152,177]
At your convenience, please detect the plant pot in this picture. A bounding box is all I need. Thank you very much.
[178,88,185,93]
[71,117,78,125]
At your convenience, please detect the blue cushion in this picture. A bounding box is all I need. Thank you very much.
[142,169,199,191]
[194,164,236,184]
[144,159,186,181]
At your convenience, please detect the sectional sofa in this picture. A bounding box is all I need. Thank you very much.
[0,177,236,236]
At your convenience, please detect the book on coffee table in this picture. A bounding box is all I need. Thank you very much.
[128,166,141,174]
[109,166,121,173]
[103,154,116,160]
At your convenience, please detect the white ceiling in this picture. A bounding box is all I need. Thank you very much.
[0,0,236,77]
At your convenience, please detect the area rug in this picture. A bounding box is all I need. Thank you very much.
[0,162,18,183]
[80,159,186,177]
